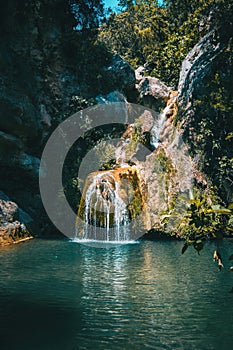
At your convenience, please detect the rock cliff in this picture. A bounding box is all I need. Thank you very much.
[177,30,233,206]
[0,1,232,244]
[0,191,32,245]
[0,0,135,244]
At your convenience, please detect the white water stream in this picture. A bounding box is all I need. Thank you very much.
[151,95,177,149]
[81,173,130,242]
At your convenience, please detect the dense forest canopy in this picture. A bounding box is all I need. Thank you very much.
[100,0,233,86]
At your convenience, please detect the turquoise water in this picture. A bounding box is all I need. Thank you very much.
[0,238,233,350]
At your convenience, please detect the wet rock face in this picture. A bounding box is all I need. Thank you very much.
[0,191,32,245]
[77,167,148,240]
[98,176,116,202]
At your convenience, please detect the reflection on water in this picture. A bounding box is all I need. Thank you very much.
[0,238,233,350]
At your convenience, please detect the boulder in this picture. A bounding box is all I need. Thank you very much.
[136,76,171,111]
[135,66,146,83]
[0,191,33,245]
[104,54,136,90]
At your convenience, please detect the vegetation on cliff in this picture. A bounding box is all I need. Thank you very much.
[0,0,232,247]
[99,0,233,249]
[100,0,233,87]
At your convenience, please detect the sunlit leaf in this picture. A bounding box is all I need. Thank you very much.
[214,209,231,214]
[211,205,221,210]
[225,132,233,140]
[161,214,171,222]
[210,205,231,214]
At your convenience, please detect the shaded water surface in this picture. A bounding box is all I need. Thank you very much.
[0,238,233,350]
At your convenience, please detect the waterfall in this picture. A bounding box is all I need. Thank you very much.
[151,95,177,149]
[76,171,131,242]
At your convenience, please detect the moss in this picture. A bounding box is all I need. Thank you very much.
[119,170,144,219]
[125,121,148,158]
[152,148,177,210]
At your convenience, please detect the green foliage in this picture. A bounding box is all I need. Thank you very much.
[125,121,147,156]
[160,182,233,253]
[99,3,170,77]
[153,148,174,173]
[120,171,143,220]
[53,95,96,127]
[99,0,233,87]
[211,0,233,42]
[62,30,112,93]
[183,44,233,203]
[99,0,220,86]
[178,194,232,254]
[69,0,105,30]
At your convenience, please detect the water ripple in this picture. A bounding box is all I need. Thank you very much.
[0,239,233,349]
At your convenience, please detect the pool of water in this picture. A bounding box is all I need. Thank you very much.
[0,238,233,350]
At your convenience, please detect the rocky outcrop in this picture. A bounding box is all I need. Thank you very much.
[104,54,136,91]
[1,2,232,243]
[86,98,197,235]
[136,75,171,111]
[0,192,33,245]
[135,66,146,83]
[178,30,224,121]
[0,1,137,242]
[177,30,233,205]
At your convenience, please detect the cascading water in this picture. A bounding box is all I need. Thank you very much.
[74,95,194,244]
[151,94,177,149]
[76,171,132,242]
